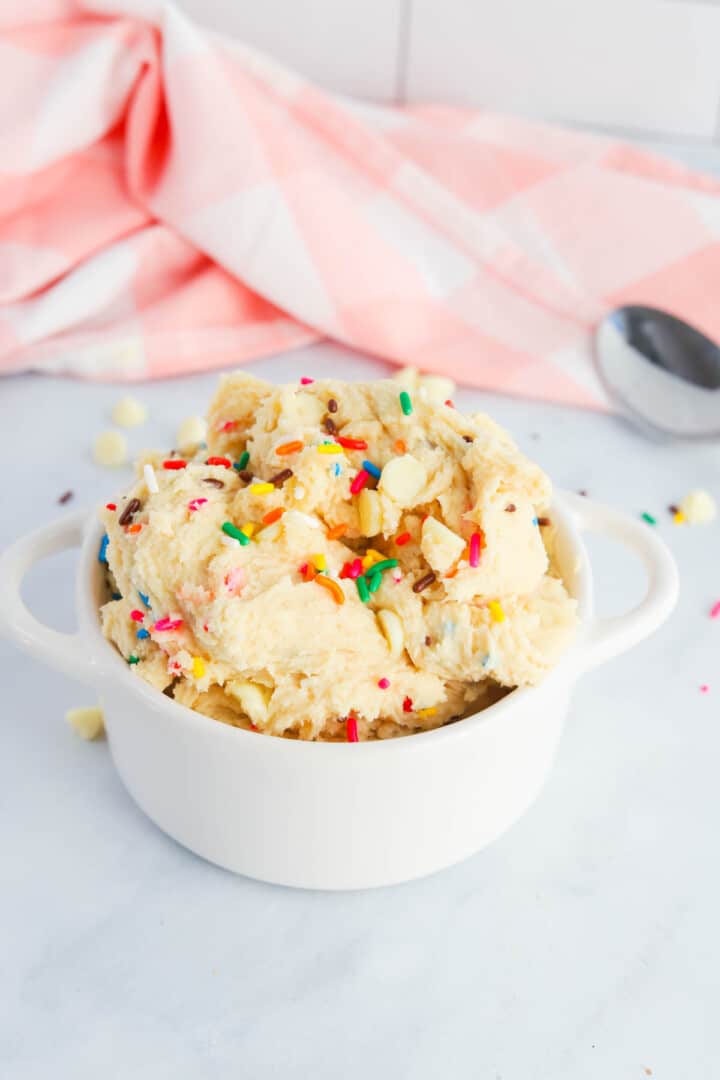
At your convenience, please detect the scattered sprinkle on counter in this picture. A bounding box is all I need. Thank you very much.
[65,705,105,740]
[710,601,720,620]
[700,684,710,694]
[641,512,657,526]
[300,376,314,385]
[58,490,73,505]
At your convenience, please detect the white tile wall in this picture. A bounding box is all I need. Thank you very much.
[176,0,404,101]
[177,0,720,142]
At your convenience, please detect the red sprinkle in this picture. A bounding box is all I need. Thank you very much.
[469,531,482,568]
[402,696,413,713]
[346,715,359,742]
[105,503,117,511]
[337,436,368,451]
[350,469,370,495]
[378,678,390,690]
[129,609,144,622]
[710,601,720,619]
[221,421,237,432]
[163,460,187,470]
[445,399,455,408]
[395,532,411,546]
[206,456,231,468]
[348,558,363,579]
[188,497,208,512]
[300,376,314,385]
[339,562,352,579]
[153,616,184,632]
[700,684,710,694]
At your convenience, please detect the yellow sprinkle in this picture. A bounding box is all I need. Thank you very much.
[312,553,327,572]
[362,548,385,571]
[317,443,344,454]
[241,522,256,538]
[673,511,685,525]
[192,657,206,679]
[250,483,274,495]
[417,707,437,718]
[488,600,505,623]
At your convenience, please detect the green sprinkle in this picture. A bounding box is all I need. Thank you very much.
[128,655,139,665]
[399,390,413,416]
[366,558,399,578]
[641,512,657,526]
[222,521,250,545]
[368,572,382,594]
[234,451,250,471]
[356,576,370,603]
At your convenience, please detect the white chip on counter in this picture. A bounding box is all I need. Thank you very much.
[679,489,717,525]
[111,396,147,427]
[93,430,128,467]
[65,706,105,740]
[177,415,207,448]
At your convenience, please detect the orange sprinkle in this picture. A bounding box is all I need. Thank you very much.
[394,438,406,454]
[325,523,348,541]
[263,507,285,525]
[444,565,459,579]
[127,523,142,534]
[275,440,304,456]
[314,576,345,605]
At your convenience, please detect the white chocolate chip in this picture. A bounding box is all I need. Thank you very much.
[226,679,270,724]
[420,374,455,405]
[357,488,383,536]
[376,609,404,658]
[176,415,207,449]
[143,462,159,494]
[111,396,147,427]
[421,517,465,573]
[379,454,427,505]
[65,706,104,740]
[679,489,717,525]
[93,430,128,467]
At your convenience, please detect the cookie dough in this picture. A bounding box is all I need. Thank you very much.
[99,374,577,740]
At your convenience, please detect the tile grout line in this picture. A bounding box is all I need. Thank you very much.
[394,0,413,104]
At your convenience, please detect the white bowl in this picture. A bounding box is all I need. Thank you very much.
[0,492,677,889]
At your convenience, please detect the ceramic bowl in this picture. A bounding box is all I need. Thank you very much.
[0,492,677,889]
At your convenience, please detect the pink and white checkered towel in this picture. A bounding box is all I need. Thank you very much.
[2,1,720,408]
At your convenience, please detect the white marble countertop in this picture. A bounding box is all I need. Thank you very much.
[2,342,718,1080]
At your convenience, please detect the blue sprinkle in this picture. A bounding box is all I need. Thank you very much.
[362,459,381,480]
[482,653,492,668]
[443,621,456,638]
[332,462,341,477]
[111,592,122,601]
[138,591,151,608]
[136,628,150,640]
[98,534,109,564]
[532,516,539,526]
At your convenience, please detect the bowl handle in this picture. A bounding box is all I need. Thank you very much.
[0,511,103,684]
[564,491,679,671]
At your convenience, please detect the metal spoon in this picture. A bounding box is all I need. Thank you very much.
[594,305,720,439]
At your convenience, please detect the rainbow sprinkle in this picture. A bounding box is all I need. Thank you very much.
[153,616,183,632]
[641,512,657,526]
[378,678,390,690]
[337,436,368,451]
[240,523,256,538]
[300,376,314,385]
[144,463,159,494]
[312,553,327,572]
[192,657,206,679]
[366,558,398,578]
[362,460,381,480]
[250,482,274,495]
[128,655,139,665]
[138,591,151,608]
[367,573,382,594]
[394,532,411,546]
[356,576,370,603]
[314,576,345,605]
[206,456,232,468]
[98,534,109,564]
[317,443,343,455]
[129,609,144,622]
[488,600,505,623]
[350,469,370,495]
[399,391,413,416]
[346,715,359,742]
[222,521,250,545]
[136,628,149,640]
[710,601,720,619]
[469,532,482,568]
[235,451,250,470]
[417,707,437,718]
[188,497,208,512]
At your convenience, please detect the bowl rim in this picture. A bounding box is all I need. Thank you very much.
[80,491,590,755]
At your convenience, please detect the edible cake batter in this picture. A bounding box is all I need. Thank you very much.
[99,371,577,740]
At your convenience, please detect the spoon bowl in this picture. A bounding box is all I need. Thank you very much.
[594,305,720,439]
